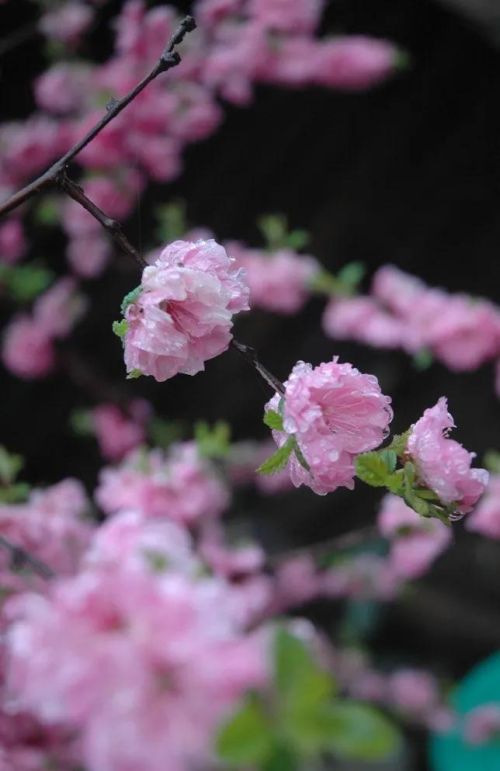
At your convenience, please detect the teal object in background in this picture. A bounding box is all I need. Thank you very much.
[430,652,500,771]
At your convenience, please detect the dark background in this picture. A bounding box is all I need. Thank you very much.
[1,2,500,768]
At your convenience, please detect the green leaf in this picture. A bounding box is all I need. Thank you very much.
[70,409,93,437]
[120,286,142,315]
[355,452,392,488]
[257,437,294,475]
[379,449,397,473]
[126,369,143,380]
[413,348,434,371]
[262,742,298,771]
[0,446,24,485]
[387,430,410,457]
[484,450,500,474]
[149,418,186,449]
[336,261,366,293]
[194,421,231,459]
[155,201,187,242]
[403,490,431,517]
[34,197,59,226]
[112,319,128,339]
[0,482,30,503]
[216,694,274,765]
[274,628,334,709]
[286,229,310,251]
[308,269,344,296]
[264,410,284,431]
[258,214,289,251]
[326,701,400,761]
[4,265,54,302]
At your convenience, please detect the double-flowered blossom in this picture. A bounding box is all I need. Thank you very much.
[90,400,150,461]
[266,358,393,494]
[377,494,452,579]
[120,239,249,381]
[407,398,488,515]
[5,516,268,771]
[96,442,230,525]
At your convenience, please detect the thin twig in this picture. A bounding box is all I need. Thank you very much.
[0,535,55,579]
[0,15,196,218]
[231,340,285,395]
[268,525,379,567]
[57,172,146,268]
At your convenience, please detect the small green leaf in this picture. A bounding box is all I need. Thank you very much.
[194,421,231,459]
[264,410,284,431]
[336,261,366,293]
[126,369,143,380]
[0,482,30,503]
[286,229,310,251]
[70,409,93,437]
[34,197,59,226]
[149,419,186,449]
[112,319,128,338]
[387,430,410,457]
[4,265,54,302]
[262,742,298,771]
[274,628,334,707]
[216,694,274,765]
[326,701,400,761]
[484,450,500,474]
[258,214,289,251]
[379,449,397,473]
[403,461,416,488]
[0,446,24,486]
[355,452,392,488]
[413,348,433,371]
[257,437,294,475]
[155,201,187,242]
[143,549,170,573]
[403,490,431,517]
[120,286,142,315]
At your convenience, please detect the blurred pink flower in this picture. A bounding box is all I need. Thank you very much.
[2,316,55,380]
[0,219,26,264]
[313,36,399,90]
[466,474,500,539]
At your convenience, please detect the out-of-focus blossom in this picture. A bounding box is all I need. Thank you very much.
[407,398,488,514]
[90,400,150,461]
[2,316,55,380]
[35,64,91,116]
[323,296,405,348]
[377,494,451,579]
[266,358,392,494]
[463,704,500,745]
[312,36,400,90]
[34,278,86,339]
[96,443,230,525]
[39,2,94,47]
[0,219,26,265]
[122,239,249,381]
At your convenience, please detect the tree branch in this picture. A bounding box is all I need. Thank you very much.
[231,340,285,395]
[57,172,146,268]
[0,535,55,579]
[0,15,196,219]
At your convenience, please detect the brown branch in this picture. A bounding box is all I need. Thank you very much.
[0,15,196,219]
[0,535,55,579]
[231,340,285,395]
[57,172,146,268]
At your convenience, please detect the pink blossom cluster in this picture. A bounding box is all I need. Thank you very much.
[0,479,92,580]
[121,239,249,381]
[0,0,401,278]
[89,400,150,461]
[266,357,393,494]
[96,441,230,526]
[228,240,320,314]
[2,278,86,379]
[4,510,268,771]
[377,494,452,579]
[407,398,488,515]
[323,265,500,383]
[0,218,26,265]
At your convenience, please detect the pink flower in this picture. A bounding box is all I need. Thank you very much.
[0,479,92,576]
[248,0,322,34]
[34,64,91,115]
[387,669,441,715]
[2,316,55,380]
[96,443,230,525]
[0,219,26,264]
[33,278,86,339]
[377,494,452,579]
[323,296,405,348]
[199,522,265,578]
[466,474,500,539]
[39,1,94,46]
[66,233,111,278]
[91,401,149,461]
[266,358,393,494]
[407,398,488,514]
[122,239,249,382]
[464,704,500,745]
[6,558,267,771]
[231,245,318,314]
[313,36,399,90]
